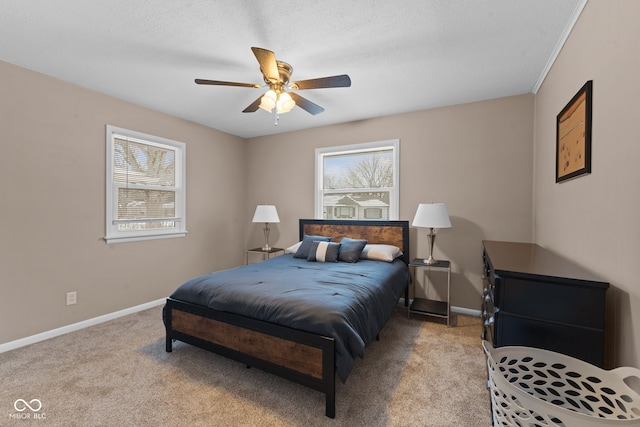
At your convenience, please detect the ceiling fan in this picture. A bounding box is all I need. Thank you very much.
[195,47,351,117]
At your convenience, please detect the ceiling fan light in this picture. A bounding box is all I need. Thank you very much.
[259,90,277,111]
[276,92,295,113]
[275,101,287,114]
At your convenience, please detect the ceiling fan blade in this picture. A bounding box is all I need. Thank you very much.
[289,74,351,90]
[251,47,279,83]
[242,95,263,113]
[195,79,261,88]
[289,92,324,115]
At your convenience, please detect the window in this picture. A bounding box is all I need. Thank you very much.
[364,208,383,219]
[315,140,399,220]
[335,206,355,218]
[105,125,186,243]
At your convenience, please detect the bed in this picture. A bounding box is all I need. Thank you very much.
[163,219,410,418]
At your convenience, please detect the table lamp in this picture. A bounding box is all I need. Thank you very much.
[252,205,280,251]
[412,203,452,264]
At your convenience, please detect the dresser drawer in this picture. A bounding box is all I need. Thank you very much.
[496,313,604,366]
[500,277,605,329]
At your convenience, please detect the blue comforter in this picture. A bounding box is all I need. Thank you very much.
[168,254,409,382]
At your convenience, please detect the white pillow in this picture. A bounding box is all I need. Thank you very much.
[360,244,403,262]
[285,241,302,254]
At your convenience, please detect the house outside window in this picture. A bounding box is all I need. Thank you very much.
[105,125,186,243]
[315,140,399,220]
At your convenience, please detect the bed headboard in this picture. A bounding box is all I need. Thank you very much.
[299,219,410,264]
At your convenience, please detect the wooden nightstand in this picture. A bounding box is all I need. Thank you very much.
[246,247,284,265]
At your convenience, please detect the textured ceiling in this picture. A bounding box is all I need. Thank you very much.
[0,0,586,138]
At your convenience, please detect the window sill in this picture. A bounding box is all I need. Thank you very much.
[104,231,187,244]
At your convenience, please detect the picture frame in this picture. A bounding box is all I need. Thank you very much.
[556,80,593,183]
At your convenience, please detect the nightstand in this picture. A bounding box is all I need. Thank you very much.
[408,259,451,326]
[246,247,284,265]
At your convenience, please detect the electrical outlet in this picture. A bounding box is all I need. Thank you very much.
[66,291,77,306]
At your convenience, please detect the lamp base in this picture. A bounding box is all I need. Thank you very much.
[262,223,272,252]
[424,228,440,265]
[422,256,440,265]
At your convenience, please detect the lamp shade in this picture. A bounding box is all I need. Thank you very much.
[412,203,451,229]
[259,90,277,112]
[252,205,280,223]
[276,92,295,113]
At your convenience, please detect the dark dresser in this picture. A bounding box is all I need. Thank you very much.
[482,240,609,367]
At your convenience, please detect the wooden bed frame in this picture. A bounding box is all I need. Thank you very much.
[164,219,410,418]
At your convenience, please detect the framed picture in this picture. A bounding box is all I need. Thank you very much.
[556,80,593,183]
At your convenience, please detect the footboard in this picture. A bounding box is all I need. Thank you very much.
[163,298,337,418]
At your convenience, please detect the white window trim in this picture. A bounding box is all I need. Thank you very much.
[105,125,187,244]
[315,139,400,220]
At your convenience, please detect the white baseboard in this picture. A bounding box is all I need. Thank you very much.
[451,306,481,317]
[0,298,166,354]
[400,299,481,318]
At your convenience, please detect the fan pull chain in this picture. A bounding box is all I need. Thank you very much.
[274,113,280,126]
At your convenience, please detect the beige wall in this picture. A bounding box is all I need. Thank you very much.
[245,94,535,311]
[0,61,246,344]
[533,0,640,368]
